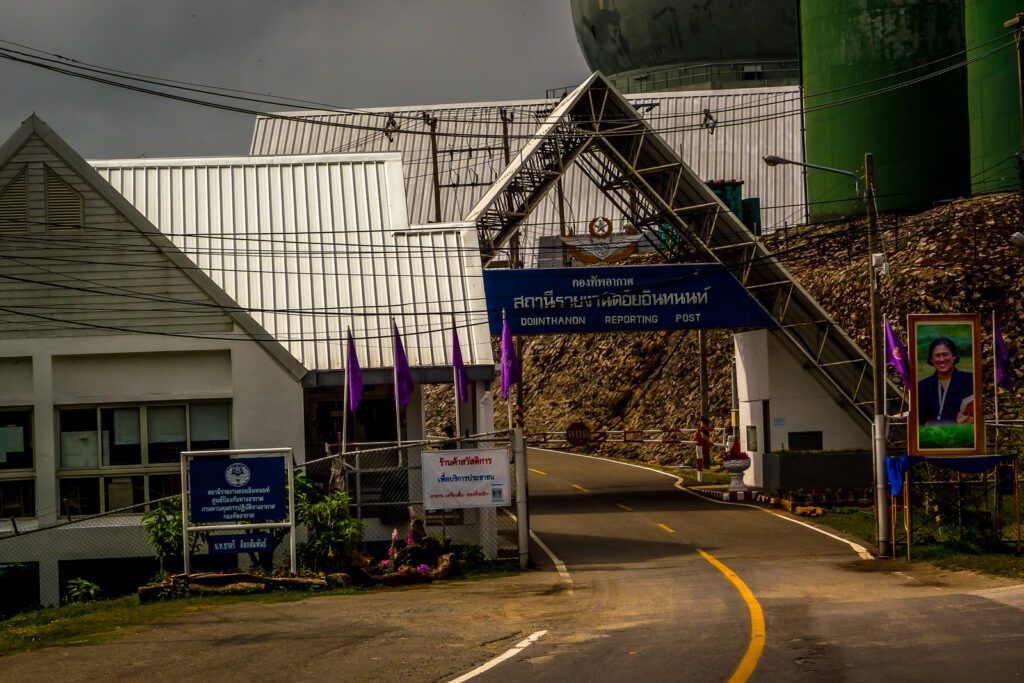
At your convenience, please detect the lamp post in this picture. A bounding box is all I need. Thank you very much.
[763,153,890,557]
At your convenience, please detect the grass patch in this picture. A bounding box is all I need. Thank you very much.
[910,542,1024,581]
[0,562,520,657]
[817,507,877,545]
[0,588,360,657]
[814,508,1024,580]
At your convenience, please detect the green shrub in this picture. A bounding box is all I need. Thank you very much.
[295,475,365,572]
[453,544,486,573]
[65,577,101,604]
[142,496,203,572]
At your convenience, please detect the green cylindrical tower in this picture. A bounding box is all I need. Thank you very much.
[570,0,800,93]
[966,1,1022,194]
[802,1,970,220]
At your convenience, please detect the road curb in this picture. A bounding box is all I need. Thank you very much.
[687,486,763,503]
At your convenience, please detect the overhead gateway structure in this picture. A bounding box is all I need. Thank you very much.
[467,72,902,432]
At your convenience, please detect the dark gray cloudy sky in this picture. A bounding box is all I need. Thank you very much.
[0,1,590,159]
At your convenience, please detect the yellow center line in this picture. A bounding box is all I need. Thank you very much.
[528,468,547,475]
[571,484,590,493]
[657,523,674,533]
[615,503,633,512]
[697,549,765,683]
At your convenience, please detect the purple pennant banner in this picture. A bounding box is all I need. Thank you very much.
[347,329,363,413]
[995,315,1015,392]
[453,321,469,403]
[394,323,414,407]
[500,316,520,401]
[884,318,911,387]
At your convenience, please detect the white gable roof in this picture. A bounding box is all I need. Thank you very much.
[0,115,306,381]
[92,154,493,371]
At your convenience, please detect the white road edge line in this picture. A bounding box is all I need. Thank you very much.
[446,630,548,683]
[530,447,874,561]
[530,529,574,593]
[509,512,574,593]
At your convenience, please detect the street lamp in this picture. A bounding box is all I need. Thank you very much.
[763,152,889,557]
[761,155,862,199]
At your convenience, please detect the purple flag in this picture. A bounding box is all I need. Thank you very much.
[393,322,414,407]
[995,315,1015,392]
[884,318,911,387]
[346,329,363,413]
[500,315,520,401]
[453,320,469,403]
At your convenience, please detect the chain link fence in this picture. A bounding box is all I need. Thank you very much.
[313,432,518,560]
[0,431,520,615]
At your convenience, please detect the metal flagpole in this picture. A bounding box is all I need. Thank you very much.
[503,309,513,433]
[993,312,1001,455]
[392,318,403,449]
[1014,457,1020,552]
[342,328,350,456]
[452,315,461,445]
[904,470,911,561]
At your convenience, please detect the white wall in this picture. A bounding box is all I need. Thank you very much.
[735,330,870,487]
[0,327,304,605]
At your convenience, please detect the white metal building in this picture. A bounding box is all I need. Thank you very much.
[248,85,806,265]
[91,153,496,452]
[0,115,307,606]
[93,152,497,548]
[0,114,499,606]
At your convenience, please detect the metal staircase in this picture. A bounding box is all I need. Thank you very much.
[466,73,903,429]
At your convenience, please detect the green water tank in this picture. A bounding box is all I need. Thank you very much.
[967,1,1022,194]
[802,1,970,220]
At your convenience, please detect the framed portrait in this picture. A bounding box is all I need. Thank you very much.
[908,313,984,456]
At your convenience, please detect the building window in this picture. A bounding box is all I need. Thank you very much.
[57,402,230,514]
[787,431,824,451]
[101,407,141,466]
[147,406,187,463]
[0,409,32,470]
[0,479,35,518]
[59,478,100,516]
[0,408,34,518]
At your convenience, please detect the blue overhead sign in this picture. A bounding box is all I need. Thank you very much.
[483,264,776,335]
[190,456,287,523]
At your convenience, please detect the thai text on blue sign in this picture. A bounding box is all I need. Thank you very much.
[483,264,776,335]
[208,532,275,555]
[190,456,287,523]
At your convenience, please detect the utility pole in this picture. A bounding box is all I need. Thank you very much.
[695,329,709,481]
[422,112,442,223]
[865,153,890,556]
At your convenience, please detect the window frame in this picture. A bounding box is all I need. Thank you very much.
[0,407,35,519]
[56,401,231,515]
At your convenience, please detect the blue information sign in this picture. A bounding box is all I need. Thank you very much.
[208,532,275,555]
[190,456,287,523]
[483,264,776,335]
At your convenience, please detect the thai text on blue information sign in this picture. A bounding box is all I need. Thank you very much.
[483,264,776,335]
[208,532,275,555]
[190,456,287,523]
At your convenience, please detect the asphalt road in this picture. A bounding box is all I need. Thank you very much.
[2,448,1023,682]
[481,448,1024,682]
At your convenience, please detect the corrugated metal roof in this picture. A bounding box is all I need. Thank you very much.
[91,154,493,372]
[249,87,806,264]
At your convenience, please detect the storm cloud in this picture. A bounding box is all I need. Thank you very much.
[0,1,589,158]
